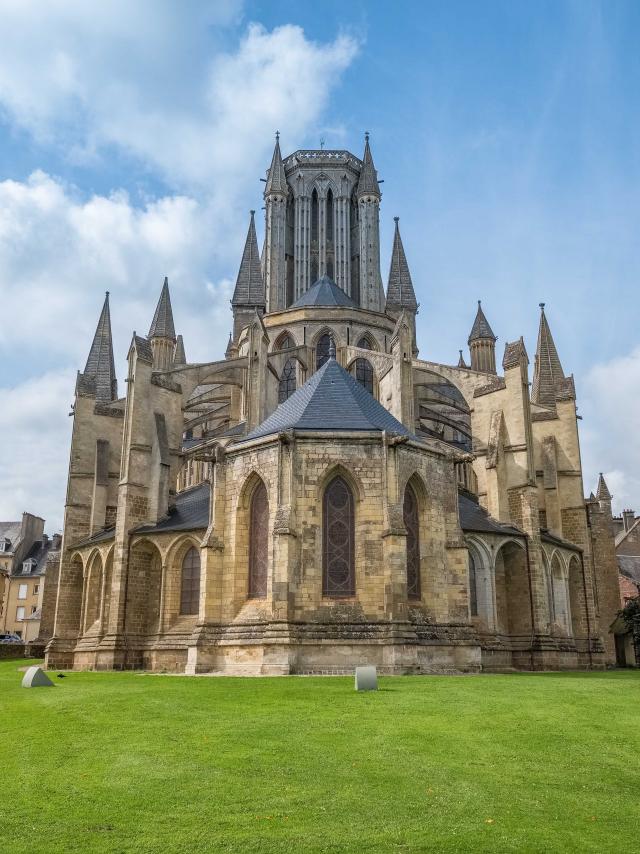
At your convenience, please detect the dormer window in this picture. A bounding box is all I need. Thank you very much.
[22,558,36,575]
[0,538,9,553]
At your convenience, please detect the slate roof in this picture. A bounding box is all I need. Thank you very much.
[290,275,356,308]
[531,304,567,408]
[618,555,640,585]
[149,277,176,340]
[468,301,496,343]
[243,353,412,441]
[83,292,117,402]
[458,493,524,537]
[356,133,380,198]
[386,218,417,310]
[502,338,528,370]
[136,483,210,534]
[264,134,288,196]
[10,538,52,578]
[231,211,265,307]
[0,521,21,551]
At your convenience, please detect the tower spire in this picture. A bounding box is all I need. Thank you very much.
[356,132,381,198]
[468,301,497,374]
[173,334,186,366]
[531,303,566,408]
[596,472,612,502]
[149,277,176,340]
[83,291,117,402]
[264,132,288,197]
[231,210,266,339]
[386,217,417,311]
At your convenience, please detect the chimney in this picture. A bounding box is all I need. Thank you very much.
[41,533,49,547]
[622,509,635,532]
[52,534,62,551]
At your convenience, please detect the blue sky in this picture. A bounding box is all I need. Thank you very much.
[0,0,638,528]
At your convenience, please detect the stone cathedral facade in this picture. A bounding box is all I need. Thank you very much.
[46,136,621,674]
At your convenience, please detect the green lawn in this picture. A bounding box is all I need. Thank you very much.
[1,661,639,853]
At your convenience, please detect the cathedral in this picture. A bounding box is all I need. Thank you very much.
[45,135,621,674]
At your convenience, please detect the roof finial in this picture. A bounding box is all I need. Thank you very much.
[328,337,336,360]
[365,130,370,142]
[539,302,545,311]
[394,216,399,224]
[478,299,481,306]
[275,130,279,141]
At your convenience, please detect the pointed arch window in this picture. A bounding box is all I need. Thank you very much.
[404,484,421,599]
[276,332,295,351]
[316,333,333,370]
[468,553,478,617]
[278,359,297,403]
[355,358,374,395]
[248,481,269,598]
[326,189,334,243]
[180,547,201,615]
[323,475,355,597]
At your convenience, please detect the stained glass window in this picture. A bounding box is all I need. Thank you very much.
[323,476,355,597]
[404,485,421,599]
[279,359,297,403]
[355,358,374,394]
[248,481,269,598]
[180,547,201,615]
[468,553,478,617]
[316,333,333,369]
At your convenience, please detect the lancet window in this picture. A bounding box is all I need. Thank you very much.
[248,481,269,598]
[180,547,201,615]
[404,484,421,599]
[278,359,297,403]
[323,475,355,597]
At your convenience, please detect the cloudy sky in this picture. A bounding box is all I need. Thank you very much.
[0,0,638,530]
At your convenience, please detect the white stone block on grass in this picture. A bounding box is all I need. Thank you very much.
[22,666,54,688]
[355,665,377,691]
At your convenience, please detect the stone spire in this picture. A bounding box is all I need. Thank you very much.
[83,292,117,402]
[264,132,288,197]
[468,301,497,374]
[457,350,468,369]
[596,473,612,502]
[173,334,186,366]
[231,211,266,339]
[386,217,417,311]
[149,277,176,340]
[356,132,381,198]
[232,211,265,307]
[148,277,176,370]
[531,303,565,408]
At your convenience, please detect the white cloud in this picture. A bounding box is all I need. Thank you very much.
[0,7,359,529]
[580,346,640,514]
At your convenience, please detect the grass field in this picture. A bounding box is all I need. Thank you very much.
[1,660,639,853]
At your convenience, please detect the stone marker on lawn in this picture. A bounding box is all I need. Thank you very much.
[22,666,54,688]
[355,665,377,691]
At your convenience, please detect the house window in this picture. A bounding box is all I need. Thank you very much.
[278,359,297,403]
[179,547,201,616]
[323,475,355,597]
[404,484,421,599]
[355,358,374,395]
[469,553,478,617]
[16,607,25,621]
[21,559,35,575]
[316,333,333,369]
[31,606,37,614]
[248,481,269,598]
[18,583,28,600]
[33,585,39,595]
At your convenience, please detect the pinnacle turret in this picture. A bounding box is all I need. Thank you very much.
[531,303,566,408]
[231,211,265,307]
[264,132,288,196]
[457,350,468,368]
[386,217,417,311]
[356,132,380,198]
[468,301,497,374]
[149,277,176,340]
[468,301,496,343]
[83,292,117,402]
[173,334,186,366]
[596,472,612,502]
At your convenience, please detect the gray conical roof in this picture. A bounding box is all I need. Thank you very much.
[231,211,265,307]
[290,275,355,308]
[386,217,417,310]
[356,133,380,198]
[244,353,411,441]
[173,334,186,366]
[468,301,496,343]
[596,473,612,501]
[149,277,176,340]
[84,292,117,402]
[264,133,288,196]
[531,304,565,407]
